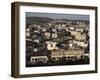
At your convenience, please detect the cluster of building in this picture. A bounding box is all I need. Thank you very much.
[26,19,89,66]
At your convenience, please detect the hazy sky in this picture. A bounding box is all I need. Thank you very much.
[26,12,89,21]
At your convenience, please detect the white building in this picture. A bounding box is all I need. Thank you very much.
[61,24,66,28]
[68,26,74,30]
[46,41,58,50]
[34,39,39,43]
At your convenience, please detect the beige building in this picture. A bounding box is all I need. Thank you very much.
[65,27,69,31]
[70,31,81,36]
[75,34,86,41]
[44,32,51,37]
[42,28,46,32]
[73,40,88,48]
[75,28,84,32]
[46,41,58,50]
[30,56,48,63]
[34,39,39,43]
[26,32,30,37]
[51,49,84,59]
[61,24,66,28]
[26,28,30,37]
[77,21,86,27]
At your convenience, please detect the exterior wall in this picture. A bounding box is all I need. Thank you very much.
[30,56,48,63]
[70,31,81,36]
[75,34,86,40]
[51,49,84,58]
[73,40,88,47]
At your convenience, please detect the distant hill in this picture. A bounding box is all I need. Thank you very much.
[26,17,89,25]
[26,17,53,24]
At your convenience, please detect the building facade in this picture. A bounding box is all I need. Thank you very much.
[51,49,84,59]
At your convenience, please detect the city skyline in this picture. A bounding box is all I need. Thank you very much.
[26,14,90,67]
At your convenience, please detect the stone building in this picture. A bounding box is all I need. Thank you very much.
[70,31,81,36]
[75,34,86,41]
[51,49,84,59]
[73,40,88,48]
[30,56,48,63]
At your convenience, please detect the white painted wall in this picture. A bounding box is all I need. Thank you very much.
[0,0,100,80]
